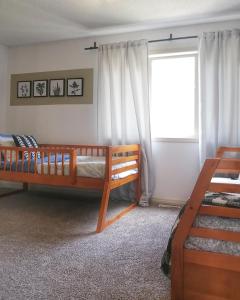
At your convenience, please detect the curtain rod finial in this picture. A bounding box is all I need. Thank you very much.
[84,41,99,50]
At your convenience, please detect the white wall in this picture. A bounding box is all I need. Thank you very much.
[6,19,240,202]
[7,42,98,144]
[0,45,8,132]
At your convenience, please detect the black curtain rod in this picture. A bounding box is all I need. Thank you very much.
[148,34,198,43]
[84,34,198,50]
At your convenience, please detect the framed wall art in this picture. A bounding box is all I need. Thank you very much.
[67,78,83,96]
[17,81,31,98]
[11,69,93,106]
[49,79,65,97]
[33,80,48,97]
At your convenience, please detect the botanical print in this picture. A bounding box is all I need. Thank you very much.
[49,79,65,97]
[11,69,92,105]
[17,81,31,98]
[67,78,83,96]
[33,80,48,97]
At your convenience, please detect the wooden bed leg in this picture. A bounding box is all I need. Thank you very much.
[96,182,111,233]
[23,183,29,192]
[136,144,141,203]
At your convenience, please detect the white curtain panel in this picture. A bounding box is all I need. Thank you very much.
[97,40,154,206]
[199,29,240,164]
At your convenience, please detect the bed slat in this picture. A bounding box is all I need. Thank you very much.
[61,153,64,176]
[190,227,240,243]
[209,182,240,193]
[54,153,57,176]
[41,151,44,175]
[112,155,138,165]
[48,152,50,175]
[199,205,240,218]
[184,249,240,272]
[16,149,19,172]
[112,163,138,175]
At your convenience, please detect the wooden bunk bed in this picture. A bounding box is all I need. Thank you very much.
[0,143,141,233]
[171,146,240,300]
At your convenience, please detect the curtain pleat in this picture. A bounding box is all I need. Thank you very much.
[199,29,240,164]
[97,40,154,206]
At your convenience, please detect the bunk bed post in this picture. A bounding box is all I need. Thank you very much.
[216,146,225,158]
[171,159,220,300]
[23,182,28,192]
[96,146,112,233]
[96,182,111,233]
[135,144,141,202]
[70,149,77,184]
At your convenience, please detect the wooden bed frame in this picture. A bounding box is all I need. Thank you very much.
[0,143,141,233]
[171,146,240,300]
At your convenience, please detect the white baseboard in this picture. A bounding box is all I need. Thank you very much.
[151,197,186,208]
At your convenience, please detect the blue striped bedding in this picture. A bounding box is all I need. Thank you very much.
[0,154,70,173]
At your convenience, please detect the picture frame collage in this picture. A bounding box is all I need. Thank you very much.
[11,68,93,106]
[17,78,84,98]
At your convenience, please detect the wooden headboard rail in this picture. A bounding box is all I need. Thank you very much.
[216,146,240,158]
[0,144,141,183]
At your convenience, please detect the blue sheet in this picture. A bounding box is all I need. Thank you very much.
[0,154,70,173]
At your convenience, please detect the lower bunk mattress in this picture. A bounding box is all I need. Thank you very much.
[161,191,240,276]
[0,155,137,179]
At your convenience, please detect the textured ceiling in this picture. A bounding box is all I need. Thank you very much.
[0,0,240,46]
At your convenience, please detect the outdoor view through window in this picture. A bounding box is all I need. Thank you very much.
[150,52,197,139]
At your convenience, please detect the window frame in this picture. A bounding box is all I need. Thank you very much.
[149,51,199,143]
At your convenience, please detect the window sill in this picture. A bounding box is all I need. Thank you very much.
[152,137,199,143]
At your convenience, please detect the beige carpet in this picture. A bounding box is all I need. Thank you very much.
[0,189,178,300]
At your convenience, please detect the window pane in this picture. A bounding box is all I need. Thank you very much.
[151,55,196,138]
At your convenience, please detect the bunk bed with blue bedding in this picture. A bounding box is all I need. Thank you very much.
[0,133,141,233]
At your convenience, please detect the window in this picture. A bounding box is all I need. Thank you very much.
[150,52,198,141]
